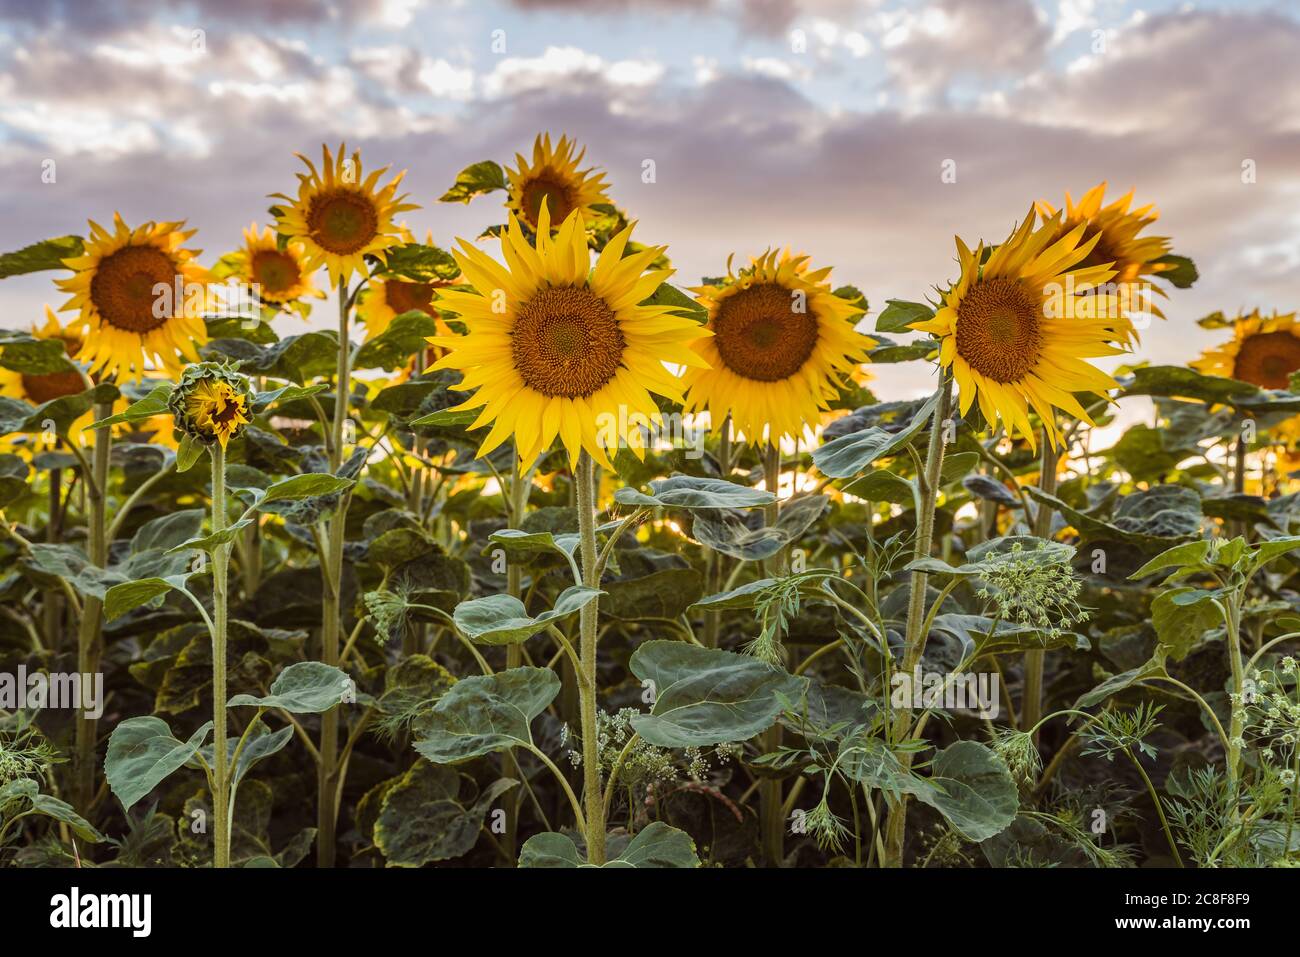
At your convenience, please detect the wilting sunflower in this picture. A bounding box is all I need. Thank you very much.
[428,205,709,471]
[1191,310,1300,391]
[681,249,872,445]
[272,144,417,288]
[505,134,611,234]
[1036,183,1173,328]
[56,213,208,380]
[230,224,323,307]
[910,209,1124,450]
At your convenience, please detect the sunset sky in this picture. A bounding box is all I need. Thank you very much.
[2,0,1296,409]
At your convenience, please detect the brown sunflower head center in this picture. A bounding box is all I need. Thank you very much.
[22,369,85,404]
[1234,331,1300,390]
[712,282,819,382]
[384,280,435,315]
[89,244,178,334]
[307,189,379,255]
[954,276,1044,384]
[520,175,577,229]
[511,285,624,398]
[250,249,302,297]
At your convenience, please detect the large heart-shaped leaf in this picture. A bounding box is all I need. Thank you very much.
[614,475,774,510]
[628,641,809,747]
[105,716,213,811]
[453,586,602,645]
[375,763,517,867]
[518,821,700,868]
[413,667,561,764]
[227,661,354,713]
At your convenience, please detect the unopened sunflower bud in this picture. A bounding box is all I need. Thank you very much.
[168,362,254,449]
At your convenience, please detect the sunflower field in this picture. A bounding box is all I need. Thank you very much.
[1,135,1298,873]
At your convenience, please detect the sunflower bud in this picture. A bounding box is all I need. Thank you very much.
[168,362,254,449]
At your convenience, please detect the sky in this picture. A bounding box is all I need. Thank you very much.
[1,0,1298,411]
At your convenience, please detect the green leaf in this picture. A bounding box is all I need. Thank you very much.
[691,494,827,561]
[639,282,707,323]
[252,383,327,412]
[601,567,703,621]
[1075,656,1166,709]
[408,406,478,427]
[814,392,938,478]
[167,518,256,556]
[1250,536,1300,571]
[0,235,84,278]
[379,242,460,282]
[628,641,809,748]
[27,793,104,843]
[1153,253,1198,289]
[1128,540,1210,579]
[354,311,439,371]
[487,528,579,561]
[227,661,353,713]
[841,469,915,504]
[104,577,182,621]
[918,741,1019,842]
[518,822,700,868]
[91,384,172,429]
[453,586,602,645]
[1151,587,1221,661]
[0,331,78,375]
[105,716,213,811]
[176,434,205,473]
[413,667,560,764]
[1118,365,1257,405]
[257,473,355,507]
[439,160,507,203]
[375,763,517,866]
[876,299,934,333]
[613,475,774,510]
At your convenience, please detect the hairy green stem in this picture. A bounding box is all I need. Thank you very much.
[760,441,787,866]
[317,277,351,867]
[1022,425,1059,739]
[882,373,952,866]
[210,444,231,868]
[74,403,112,815]
[575,451,605,864]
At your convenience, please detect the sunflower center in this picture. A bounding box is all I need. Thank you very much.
[22,369,84,404]
[520,175,577,228]
[511,285,624,398]
[1234,331,1300,390]
[384,280,435,315]
[712,282,818,382]
[89,245,177,334]
[307,190,379,255]
[954,277,1043,383]
[250,249,301,296]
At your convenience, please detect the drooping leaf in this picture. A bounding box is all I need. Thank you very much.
[227,661,354,713]
[105,716,213,811]
[453,586,602,645]
[628,641,809,747]
[413,667,560,764]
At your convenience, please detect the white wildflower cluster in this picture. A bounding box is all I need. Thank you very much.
[564,709,739,784]
[976,542,1089,641]
[1242,663,1300,786]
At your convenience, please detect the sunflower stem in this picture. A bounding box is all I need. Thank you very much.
[73,401,112,818]
[575,450,605,864]
[501,443,530,864]
[210,443,231,869]
[882,372,952,867]
[317,277,351,867]
[1022,424,1059,740]
[760,440,787,866]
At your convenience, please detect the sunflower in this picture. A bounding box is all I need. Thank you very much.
[230,224,323,307]
[56,213,208,380]
[428,204,709,471]
[272,144,417,288]
[0,309,96,444]
[170,364,254,449]
[681,249,872,445]
[1191,309,1300,391]
[1036,183,1173,328]
[910,208,1125,451]
[357,277,453,343]
[505,134,611,234]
